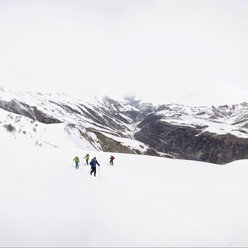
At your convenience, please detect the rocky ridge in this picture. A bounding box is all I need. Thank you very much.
[0,87,248,164]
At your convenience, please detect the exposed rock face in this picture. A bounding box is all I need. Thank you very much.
[93,132,137,154]
[33,107,61,124]
[0,99,61,124]
[0,99,34,119]
[195,132,248,164]
[121,96,157,122]
[135,114,248,164]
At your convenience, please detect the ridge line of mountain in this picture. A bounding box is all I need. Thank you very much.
[0,88,248,164]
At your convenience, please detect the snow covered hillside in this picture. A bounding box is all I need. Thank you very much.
[135,103,248,164]
[0,87,155,156]
[156,103,248,138]
[1,120,248,247]
[1,86,248,164]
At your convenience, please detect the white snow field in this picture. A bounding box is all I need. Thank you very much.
[1,125,248,247]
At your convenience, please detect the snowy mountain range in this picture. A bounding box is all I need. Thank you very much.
[2,111,248,247]
[2,86,248,246]
[1,87,248,164]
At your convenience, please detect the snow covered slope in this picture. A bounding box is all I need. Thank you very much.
[1,120,248,247]
[156,103,248,138]
[1,86,248,164]
[0,87,155,156]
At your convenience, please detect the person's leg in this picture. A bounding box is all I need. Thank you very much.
[94,168,96,177]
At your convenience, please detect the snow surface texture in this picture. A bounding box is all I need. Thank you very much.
[1,116,248,247]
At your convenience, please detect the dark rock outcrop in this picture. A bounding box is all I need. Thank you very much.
[93,131,137,154]
[0,99,61,124]
[33,107,61,124]
[4,123,16,132]
[135,114,248,164]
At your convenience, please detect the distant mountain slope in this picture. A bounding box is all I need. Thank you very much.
[0,88,158,156]
[135,103,248,164]
[0,87,248,164]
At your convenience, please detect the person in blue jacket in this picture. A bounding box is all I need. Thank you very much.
[90,157,100,177]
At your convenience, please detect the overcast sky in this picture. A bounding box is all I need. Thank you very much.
[0,0,248,105]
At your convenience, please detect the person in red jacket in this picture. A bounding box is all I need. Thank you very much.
[109,155,115,166]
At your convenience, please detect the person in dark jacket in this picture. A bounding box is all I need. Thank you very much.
[90,157,100,177]
[109,155,115,165]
